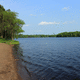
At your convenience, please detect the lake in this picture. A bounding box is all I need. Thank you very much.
[13,37,80,80]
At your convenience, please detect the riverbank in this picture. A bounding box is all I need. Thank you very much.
[0,43,23,80]
[0,37,19,45]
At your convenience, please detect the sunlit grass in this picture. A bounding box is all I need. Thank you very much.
[0,37,19,45]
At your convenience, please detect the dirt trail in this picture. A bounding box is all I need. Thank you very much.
[0,43,23,80]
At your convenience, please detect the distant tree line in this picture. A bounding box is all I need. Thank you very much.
[56,31,80,37]
[17,31,80,38]
[0,4,25,40]
[17,34,56,38]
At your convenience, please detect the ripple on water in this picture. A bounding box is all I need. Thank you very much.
[15,37,80,80]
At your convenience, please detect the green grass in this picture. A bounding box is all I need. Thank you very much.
[0,37,19,45]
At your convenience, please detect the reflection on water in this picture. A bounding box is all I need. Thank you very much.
[13,37,80,80]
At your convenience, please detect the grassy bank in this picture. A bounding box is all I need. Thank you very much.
[0,37,19,45]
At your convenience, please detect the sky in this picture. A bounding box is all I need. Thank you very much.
[0,0,80,35]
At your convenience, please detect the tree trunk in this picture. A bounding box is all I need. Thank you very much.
[5,28,6,39]
[12,32,13,40]
[0,32,3,38]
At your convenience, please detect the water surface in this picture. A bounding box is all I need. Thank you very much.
[14,37,80,80]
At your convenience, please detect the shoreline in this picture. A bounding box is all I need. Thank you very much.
[12,44,32,80]
[0,43,23,80]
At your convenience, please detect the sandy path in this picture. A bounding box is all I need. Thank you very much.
[0,43,23,80]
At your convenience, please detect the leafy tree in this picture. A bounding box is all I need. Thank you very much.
[0,5,25,40]
[0,5,6,38]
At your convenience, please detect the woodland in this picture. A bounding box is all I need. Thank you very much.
[0,5,25,40]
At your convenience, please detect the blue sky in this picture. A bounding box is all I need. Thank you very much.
[0,0,80,35]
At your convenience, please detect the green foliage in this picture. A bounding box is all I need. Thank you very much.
[17,31,80,38]
[17,34,56,38]
[0,4,25,40]
[0,5,5,11]
[0,38,19,45]
[56,31,80,37]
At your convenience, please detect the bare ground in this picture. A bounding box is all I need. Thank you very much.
[0,43,23,80]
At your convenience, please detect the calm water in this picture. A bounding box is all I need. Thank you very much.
[14,37,80,80]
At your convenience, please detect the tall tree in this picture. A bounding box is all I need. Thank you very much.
[0,5,6,38]
[0,5,25,40]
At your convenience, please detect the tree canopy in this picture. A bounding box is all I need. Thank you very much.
[0,4,25,40]
[56,31,80,37]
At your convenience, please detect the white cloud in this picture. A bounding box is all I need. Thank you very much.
[62,7,70,11]
[30,14,36,16]
[38,21,60,25]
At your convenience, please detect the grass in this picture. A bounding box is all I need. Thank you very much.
[0,37,19,45]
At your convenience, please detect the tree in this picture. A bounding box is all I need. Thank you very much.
[10,17,25,40]
[0,5,5,11]
[0,5,25,40]
[0,5,6,38]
